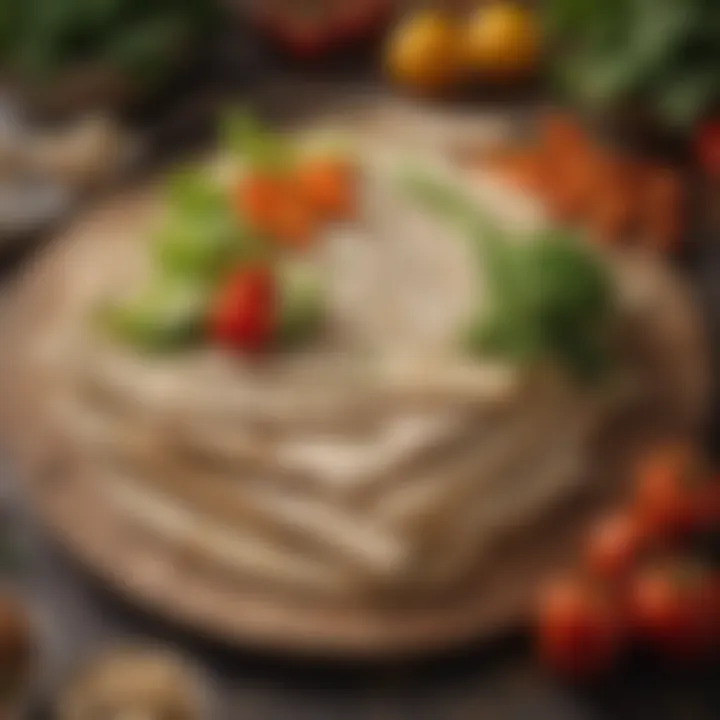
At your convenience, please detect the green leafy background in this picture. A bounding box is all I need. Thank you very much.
[0,0,215,86]
[545,0,720,129]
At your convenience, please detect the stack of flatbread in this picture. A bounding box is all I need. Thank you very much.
[25,141,706,611]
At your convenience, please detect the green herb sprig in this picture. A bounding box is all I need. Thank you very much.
[402,171,615,382]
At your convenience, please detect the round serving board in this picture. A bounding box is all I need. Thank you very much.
[0,101,711,658]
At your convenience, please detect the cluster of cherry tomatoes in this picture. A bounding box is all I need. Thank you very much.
[536,442,720,678]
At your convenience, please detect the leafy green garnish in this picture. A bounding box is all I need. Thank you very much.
[154,168,262,284]
[105,165,262,353]
[222,109,296,172]
[545,0,720,130]
[0,0,215,85]
[278,261,324,349]
[402,171,615,382]
[102,276,208,354]
[104,111,327,354]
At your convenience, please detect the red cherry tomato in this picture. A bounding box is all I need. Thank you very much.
[585,511,649,582]
[696,120,720,178]
[629,560,718,660]
[634,444,703,538]
[536,577,623,678]
[210,266,276,353]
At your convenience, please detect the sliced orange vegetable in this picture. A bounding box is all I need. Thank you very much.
[640,167,685,252]
[545,154,603,223]
[541,113,592,161]
[236,171,321,249]
[235,173,289,236]
[486,149,548,195]
[267,194,319,249]
[588,159,639,244]
[295,156,358,220]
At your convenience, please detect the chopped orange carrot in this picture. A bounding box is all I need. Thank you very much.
[586,157,641,244]
[486,149,548,194]
[643,167,685,217]
[639,166,685,252]
[544,150,604,222]
[541,113,591,161]
[268,194,319,249]
[236,171,321,249]
[295,157,358,220]
[235,173,289,236]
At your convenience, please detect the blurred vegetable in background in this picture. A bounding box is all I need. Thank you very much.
[463,2,541,83]
[544,0,720,132]
[402,170,614,382]
[386,2,543,94]
[0,0,215,93]
[386,10,463,94]
[249,0,392,60]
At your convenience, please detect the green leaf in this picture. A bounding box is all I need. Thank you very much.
[278,261,324,348]
[102,277,208,353]
[166,167,225,213]
[221,109,295,171]
[156,168,264,283]
[547,0,717,126]
[398,168,515,296]
[154,214,246,285]
[403,170,614,383]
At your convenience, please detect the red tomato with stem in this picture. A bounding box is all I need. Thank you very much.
[536,577,624,679]
[629,559,719,660]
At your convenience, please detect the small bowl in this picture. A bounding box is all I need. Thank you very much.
[56,645,211,720]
